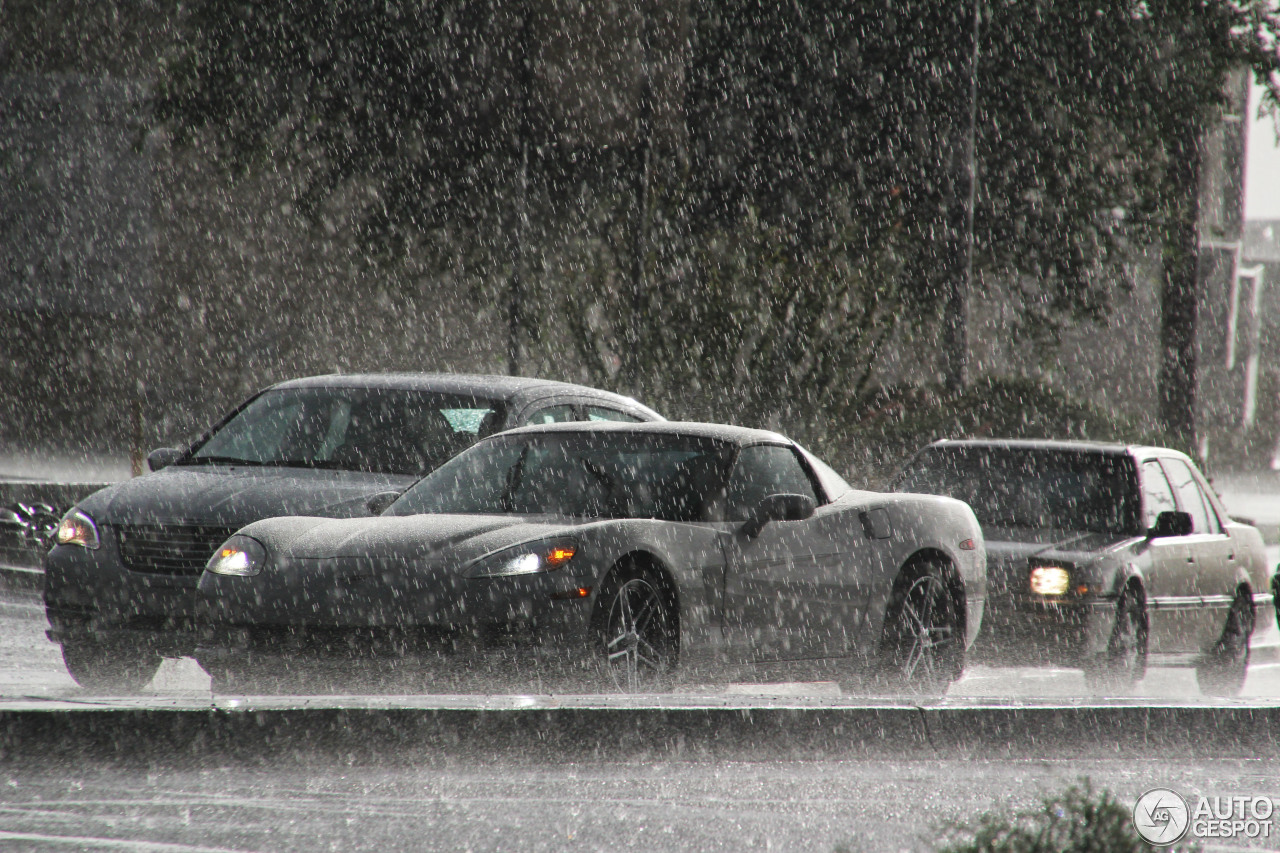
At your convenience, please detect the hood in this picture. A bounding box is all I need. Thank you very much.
[244,513,581,568]
[983,526,1137,599]
[77,465,418,527]
[984,526,1132,558]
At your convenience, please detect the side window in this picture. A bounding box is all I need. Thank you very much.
[1162,459,1215,535]
[1140,460,1178,531]
[724,445,819,522]
[521,404,578,426]
[586,406,642,423]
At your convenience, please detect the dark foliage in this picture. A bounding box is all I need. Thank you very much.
[931,780,1197,853]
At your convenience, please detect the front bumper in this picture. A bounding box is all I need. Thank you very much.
[974,594,1116,665]
[198,563,599,645]
[44,541,207,653]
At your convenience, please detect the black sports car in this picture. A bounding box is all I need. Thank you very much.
[44,373,661,690]
[198,422,986,692]
[893,439,1275,695]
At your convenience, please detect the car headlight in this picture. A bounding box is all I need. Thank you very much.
[206,535,267,577]
[1029,564,1071,597]
[464,540,578,578]
[55,509,100,550]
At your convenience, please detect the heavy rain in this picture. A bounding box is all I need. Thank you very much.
[3,2,1280,850]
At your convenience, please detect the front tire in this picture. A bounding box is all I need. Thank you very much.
[1195,589,1253,697]
[1083,585,1148,694]
[875,565,964,694]
[594,565,678,692]
[61,639,162,693]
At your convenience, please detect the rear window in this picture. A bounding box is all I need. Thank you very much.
[892,446,1140,535]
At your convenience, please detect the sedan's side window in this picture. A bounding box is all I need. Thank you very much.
[586,406,642,422]
[1162,458,1216,535]
[1140,460,1178,531]
[521,405,578,426]
[724,445,819,522]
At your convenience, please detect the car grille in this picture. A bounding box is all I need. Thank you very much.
[116,524,240,577]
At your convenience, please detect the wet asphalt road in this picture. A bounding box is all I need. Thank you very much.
[2,751,1279,852]
[5,555,1280,702]
[3,549,1280,852]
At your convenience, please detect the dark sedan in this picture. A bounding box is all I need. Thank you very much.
[198,422,986,693]
[892,439,1275,695]
[44,373,661,690]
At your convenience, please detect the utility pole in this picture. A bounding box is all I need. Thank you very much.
[507,7,533,377]
[626,3,653,397]
[943,0,980,394]
[1158,114,1203,452]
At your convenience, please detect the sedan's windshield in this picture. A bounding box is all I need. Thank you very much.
[389,433,733,521]
[185,387,505,476]
[892,446,1141,535]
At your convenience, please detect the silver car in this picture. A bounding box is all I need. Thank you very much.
[199,422,986,693]
[893,439,1275,695]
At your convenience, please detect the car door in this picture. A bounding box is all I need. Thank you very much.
[1138,459,1197,652]
[1161,457,1235,651]
[720,444,866,660]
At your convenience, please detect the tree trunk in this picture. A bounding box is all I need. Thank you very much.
[1158,117,1203,450]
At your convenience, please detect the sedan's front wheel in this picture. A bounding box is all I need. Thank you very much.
[594,566,677,692]
[61,638,162,693]
[1083,585,1148,694]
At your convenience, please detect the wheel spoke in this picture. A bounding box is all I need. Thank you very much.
[619,588,636,633]
[901,600,925,636]
[632,596,658,635]
[636,636,664,666]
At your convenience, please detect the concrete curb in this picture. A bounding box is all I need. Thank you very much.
[1,701,1276,766]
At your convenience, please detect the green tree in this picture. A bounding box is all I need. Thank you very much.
[151,0,1280,450]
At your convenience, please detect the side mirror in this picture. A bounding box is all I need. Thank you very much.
[146,447,184,471]
[742,493,815,538]
[366,491,401,515]
[1148,510,1193,539]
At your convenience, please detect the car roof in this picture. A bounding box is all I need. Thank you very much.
[493,420,792,446]
[921,437,1191,461]
[267,373,662,417]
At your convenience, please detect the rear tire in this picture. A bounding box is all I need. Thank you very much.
[874,563,964,694]
[61,639,162,693]
[1195,589,1253,697]
[1083,585,1148,694]
[593,564,678,692]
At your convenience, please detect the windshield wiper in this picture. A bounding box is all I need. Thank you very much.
[178,455,266,467]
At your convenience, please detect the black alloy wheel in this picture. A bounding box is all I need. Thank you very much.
[1195,589,1254,697]
[1083,585,1148,693]
[878,567,963,694]
[61,638,162,693]
[596,567,677,691]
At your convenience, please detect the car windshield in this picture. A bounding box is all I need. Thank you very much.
[389,432,733,521]
[892,446,1141,535]
[184,387,505,476]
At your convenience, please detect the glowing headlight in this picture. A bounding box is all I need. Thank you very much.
[55,509,100,550]
[206,535,267,577]
[465,541,578,578]
[1029,565,1071,597]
